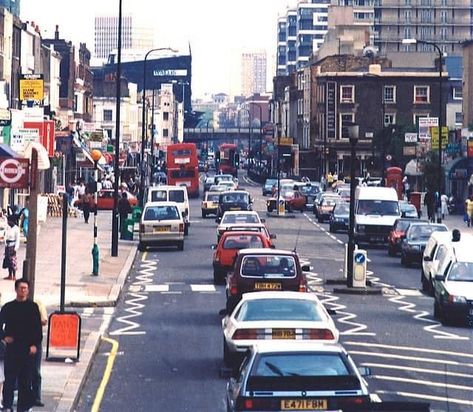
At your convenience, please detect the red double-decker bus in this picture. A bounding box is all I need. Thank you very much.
[166,143,199,198]
[217,143,239,177]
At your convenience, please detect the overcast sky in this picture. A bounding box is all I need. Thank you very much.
[21,0,294,98]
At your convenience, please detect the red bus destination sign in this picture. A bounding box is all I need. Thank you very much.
[0,158,30,189]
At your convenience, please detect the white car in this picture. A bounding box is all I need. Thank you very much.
[216,211,263,240]
[217,180,237,191]
[138,201,184,251]
[222,291,339,367]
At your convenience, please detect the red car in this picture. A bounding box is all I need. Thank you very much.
[212,231,272,284]
[387,218,426,256]
[226,248,309,312]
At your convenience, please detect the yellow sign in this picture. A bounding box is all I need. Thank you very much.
[277,137,293,146]
[431,127,448,149]
[19,74,44,101]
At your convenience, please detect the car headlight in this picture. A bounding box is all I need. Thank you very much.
[408,245,421,251]
[448,295,467,303]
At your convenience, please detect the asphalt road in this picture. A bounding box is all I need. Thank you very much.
[76,173,473,412]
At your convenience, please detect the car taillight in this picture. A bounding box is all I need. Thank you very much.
[237,397,272,410]
[229,276,238,295]
[299,282,307,292]
[179,223,184,232]
[232,329,260,340]
[304,328,335,340]
[337,396,369,407]
[139,224,145,233]
[215,253,220,262]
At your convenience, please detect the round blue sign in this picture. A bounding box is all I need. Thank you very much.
[354,253,366,264]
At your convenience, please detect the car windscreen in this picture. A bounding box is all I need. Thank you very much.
[206,193,220,202]
[150,190,167,202]
[447,262,473,282]
[301,185,320,195]
[236,299,322,322]
[241,255,296,278]
[222,193,249,203]
[169,190,185,203]
[143,206,179,221]
[321,197,338,206]
[395,220,412,231]
[265,179,277,187]
[215,175,233,184]
[357,199,399,216]
[223,235,263,250]
[334,204,349,215]
[222,214,259,224]
[408,225,447,241]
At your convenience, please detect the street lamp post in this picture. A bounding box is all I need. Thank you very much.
[346,123,359,288]
[91,149,102,276]
[402,38,444,222]
[140,47,177,205]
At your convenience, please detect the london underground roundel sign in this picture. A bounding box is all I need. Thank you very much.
[0,158,30,189]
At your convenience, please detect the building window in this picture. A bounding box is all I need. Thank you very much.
[453,87,462,100]
[384,113,396,126]
[163,112,169,121]
[414,86,430,103]
[384,86,396,103]
[340,85,354,103]
[340,113,355,139]
[455,112,462,124]
[163,129,169,137]
[413,114,429,125]
[103,109,113,121]
[105,129,113,139]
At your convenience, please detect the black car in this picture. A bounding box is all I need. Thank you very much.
[203,176,216,193]
[299,183,321,210]
[329,202,349,232]
[262,178,277,196]
[217,190,252,218]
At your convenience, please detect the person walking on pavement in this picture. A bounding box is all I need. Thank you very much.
[440,193,449,220]
[81,190,94,224]
[0,279,42,412]
[3,217,20,280]
[465,195,473,227]
[118,192,132,238]
[31,299,47,408]
[424,190,435,223]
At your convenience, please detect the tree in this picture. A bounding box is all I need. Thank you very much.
[418,151,443,192]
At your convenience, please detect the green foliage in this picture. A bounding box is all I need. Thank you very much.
[419,151,443,192]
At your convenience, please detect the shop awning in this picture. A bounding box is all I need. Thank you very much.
[0,143,19,158]
[404,159,422,176]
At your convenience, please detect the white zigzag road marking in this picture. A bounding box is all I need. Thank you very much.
[109,259,157,336]
[388,295,469,341]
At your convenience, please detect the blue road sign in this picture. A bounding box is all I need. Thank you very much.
[354,253,365,264]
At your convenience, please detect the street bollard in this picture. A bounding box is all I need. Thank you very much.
[92,243,99,276]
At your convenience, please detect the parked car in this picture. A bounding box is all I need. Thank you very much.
[387,218,426,256]
[314,193,340,222]
[222,292,339,367]
[399,200,419,218]
[225,248,309,312]
[400,223,448,266]
[76,189,138,210]
[225,342,372,412]
[138,201,184,251]
[329,202,350,233]
[212,231,272,284]
[217,191,252,218]
[262,178,277,196]
[201,191,220,218]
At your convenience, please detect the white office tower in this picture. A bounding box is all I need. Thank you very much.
[241,51,267,97]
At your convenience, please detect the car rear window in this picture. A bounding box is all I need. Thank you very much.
[223,235,263,250]
[408,225,447,240]
[447,262,473,282]
[236,299,322,322]
[222,214,259,224]
[206,193,220,202]
[169,190,185,203]
[252,354,350,377]
[150,190,167,202]
[222,193,248,203]
[143,206,179,221]
[241,255,296,278]
[395,220,411,231]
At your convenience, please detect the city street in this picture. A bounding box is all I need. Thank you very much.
[76,175,473,411]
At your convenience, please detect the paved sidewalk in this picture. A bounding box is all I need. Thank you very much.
[0,211,137,412]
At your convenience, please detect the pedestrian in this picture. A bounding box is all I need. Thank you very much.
[66,182,75,206]
[326,172,333,189]
[81,190,94,224]
[424,190,435,223]
[118,192,132,238]
[402,176,411,201]
[31,298,47,407]
[440,193,449,220]
[3,217,20,280]
[19,198,29,243]
[0,279,42,412]
[465,195,473,227]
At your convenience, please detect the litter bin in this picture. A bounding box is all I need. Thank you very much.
[122,217,134,240]
[132,206,142,222]
[410,192,422,217]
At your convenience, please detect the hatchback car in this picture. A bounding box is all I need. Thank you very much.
[201,191,220,218]
[226,249,309,312]
[400,223,448,266]
[138,201,184,251]
[217,192,253,219]
[329,202,350,233]
[262,178,277,196]
[216,211,263,240]
[203,176,216,193]
[314,194,340,222]
[222,292,339,367]
[213,232,272,284]
[225,342,371,412]
[399,201,419,218]
[387,218,426,256]
[299,183,321,211]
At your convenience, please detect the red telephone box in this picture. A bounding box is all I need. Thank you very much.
[386,167,403,199]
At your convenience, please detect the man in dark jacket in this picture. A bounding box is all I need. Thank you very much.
[118,192,133,238]
[1,278,42,412]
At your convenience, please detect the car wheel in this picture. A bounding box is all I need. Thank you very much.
[400,253,407,266]
[177,241,184,251]
[226,296,237,314]
[213,269,224,285]
[138,242,146,252]
[223,338,235,367]
[421,271,428,292]
[184,224,189,236]
[433,300,440,319]
[388,244,396,257]
[439,303,451,326]
[201,211,206,218]
[329,224,335,233]
[317,216,323,223]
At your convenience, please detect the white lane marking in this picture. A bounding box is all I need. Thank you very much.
[145,284,170,292]
[348,350,473,367]
[336,239,344,244]
[344,341,473,358]
[303,213,346,245]
[376,390,473,407]
[190,284,217,292]
[389,295,469,340]
[161,291,182,294]
[361,362,473,379]
[370,394,382,403]
[375,375,472,392]
[395,288,423,297]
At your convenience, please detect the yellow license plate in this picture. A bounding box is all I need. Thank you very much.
[154,226,170,232]
[230,207,241,211]
[281,399,327,410]
[254,282,282,290]
[272,329,295,339]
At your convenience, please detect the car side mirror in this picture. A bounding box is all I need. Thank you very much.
[260,218,266,223]
[301,264,311,272]
[270,244,276,249]
[270,234,277,239]
[211,244,217,250]
[400,235,406,240]
[215,218,221,224]
[401,212,406,217]
[326,308,337,316]
[218,308,228,317]
[434,274,445,281]
[423,256,432,262]
[358,366,372,377]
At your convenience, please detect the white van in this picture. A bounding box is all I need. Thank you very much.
[354,186,400,244]
[145,185,190,235]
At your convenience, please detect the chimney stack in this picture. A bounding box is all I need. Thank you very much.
[55,25,59,40]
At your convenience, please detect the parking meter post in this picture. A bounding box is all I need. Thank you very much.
[60,193,68,313]
[91,159,100,276]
